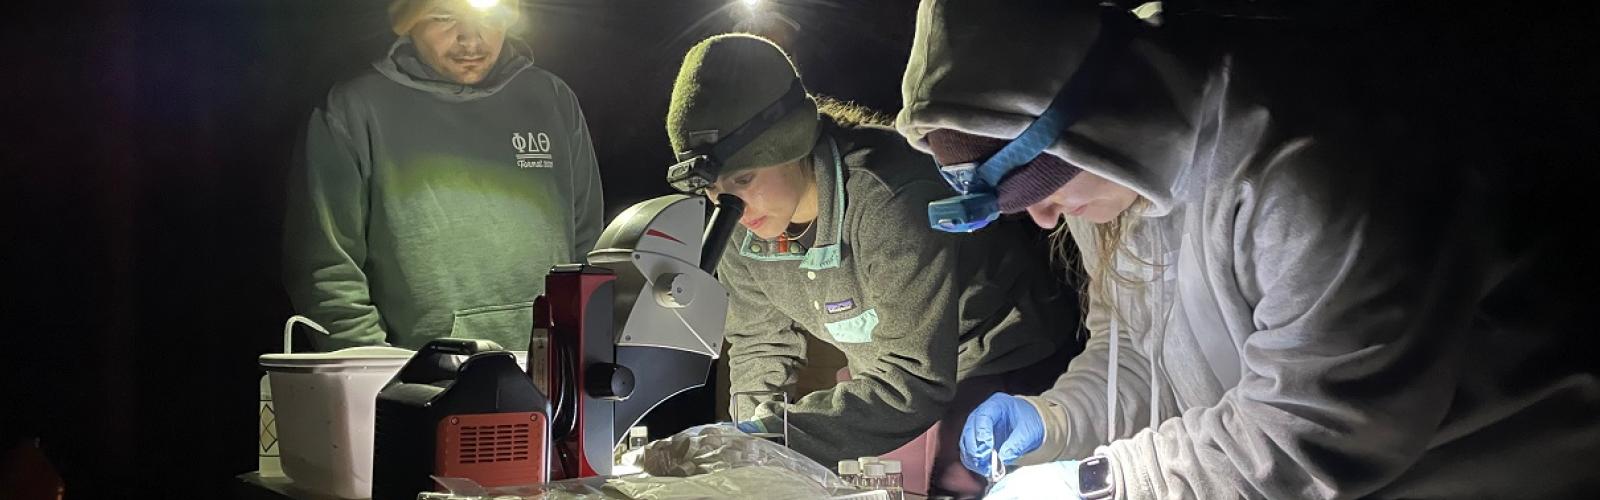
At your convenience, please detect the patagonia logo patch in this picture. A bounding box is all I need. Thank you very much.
[825,298,856,314]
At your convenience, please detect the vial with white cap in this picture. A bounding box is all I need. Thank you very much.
[861,462,887,492]
[838,459,862,489]
[881,459,904,500]
[628,426,649,450]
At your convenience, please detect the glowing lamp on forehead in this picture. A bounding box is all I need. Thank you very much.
[468,0,500,11]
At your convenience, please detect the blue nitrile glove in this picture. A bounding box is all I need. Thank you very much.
[734,420,765,434]
[961,393,1045,475]
[984,460,1081,499]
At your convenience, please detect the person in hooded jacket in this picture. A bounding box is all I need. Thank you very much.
[283,0,603,350]
[665,34,1081,496]
[897,0,1600,498]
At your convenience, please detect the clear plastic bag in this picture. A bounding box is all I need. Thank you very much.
[418,423,863,499]
[638,423,851,492]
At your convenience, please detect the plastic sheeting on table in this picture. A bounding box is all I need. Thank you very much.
[418,424,872,500]
[420,475,618,499]
[609,465,831,499]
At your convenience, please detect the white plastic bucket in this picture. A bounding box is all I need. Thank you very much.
[261,348,532,498]
[261,346,414,499]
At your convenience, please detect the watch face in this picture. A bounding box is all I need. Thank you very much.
[1079,456,1113,495]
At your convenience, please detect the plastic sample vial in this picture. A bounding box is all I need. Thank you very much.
[862,462,887,493]
[628,426,650,450]
[881,459,904,500]
[838,459,862,489]
[856,456,881,489]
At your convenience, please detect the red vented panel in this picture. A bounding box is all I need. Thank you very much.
[436,412,547,487]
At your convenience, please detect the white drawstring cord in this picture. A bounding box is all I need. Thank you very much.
[1107,315,1120,443]
[1147,262,1177,430]
[1149,351,1161,430]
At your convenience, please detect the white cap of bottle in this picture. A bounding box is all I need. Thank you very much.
[882,459,902,475]
[858,456,881,465]
[863,463,887,478]
[838,459,862,476]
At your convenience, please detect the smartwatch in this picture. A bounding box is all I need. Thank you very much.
[1079,455,1115,500]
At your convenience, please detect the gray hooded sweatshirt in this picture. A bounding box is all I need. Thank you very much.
[898,1,1600,498]
[283,38,603,350]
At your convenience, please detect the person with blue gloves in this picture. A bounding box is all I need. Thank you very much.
[665,34,1080,497]
[897,0,1600,498]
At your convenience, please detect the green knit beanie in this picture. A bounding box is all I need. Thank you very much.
[666,34,820,179]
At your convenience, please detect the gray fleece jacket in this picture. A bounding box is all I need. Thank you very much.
[898,1,1600,498]
[283,38,603,350]
[722,122,1076,466]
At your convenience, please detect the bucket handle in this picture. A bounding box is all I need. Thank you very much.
[281,315,331,354]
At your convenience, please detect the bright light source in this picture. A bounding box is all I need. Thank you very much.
[730,0,797,34]
[468,0,501,11]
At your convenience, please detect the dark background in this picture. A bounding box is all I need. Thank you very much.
[1,0,917,497]
[5,1,1599,498]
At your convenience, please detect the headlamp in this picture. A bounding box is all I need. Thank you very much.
[928,192,1002,232]
[667,155,719,195]
[457,0,517,30]
[926,9,1137,232]
[928,162,1002,232]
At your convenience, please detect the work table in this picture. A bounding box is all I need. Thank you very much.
[233,471,929,500]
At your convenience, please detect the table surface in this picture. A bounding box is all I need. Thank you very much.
[234,472,346,500]
[234,472,928,500]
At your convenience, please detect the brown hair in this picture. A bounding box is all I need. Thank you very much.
[813,95,893,128]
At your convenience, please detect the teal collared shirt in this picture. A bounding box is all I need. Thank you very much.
[732,135,864,345]
[737,136,845,271]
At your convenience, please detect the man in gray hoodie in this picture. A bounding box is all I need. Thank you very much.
[899,1,1600,499]
[283,0,603,350]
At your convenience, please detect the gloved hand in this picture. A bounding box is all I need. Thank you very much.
[734,420,765,434]
[961,393,1045,475]
[984,460,1081,499]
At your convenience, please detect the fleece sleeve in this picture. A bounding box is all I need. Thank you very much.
[281,104,389,349]
[559,83,603,261]
[719,241,810,423]
[1021,216,1178,465]
[1104,148,1477,500]
[766,180,963,465]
